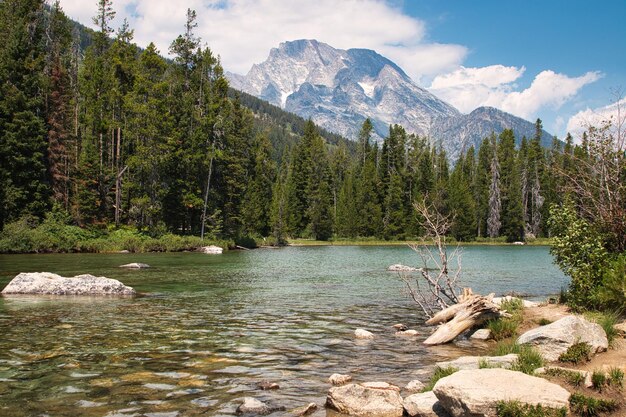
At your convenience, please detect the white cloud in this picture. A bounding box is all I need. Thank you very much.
[58,0,466,82]
[430,66,601,119]
[566,98,626,139]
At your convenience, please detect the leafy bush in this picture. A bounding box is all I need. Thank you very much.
[569,393,619,416]
[422,366,458,392]
[496,400,566,417]
[596,255,626,314]
[548,203,609,310]
[558,342,591,364]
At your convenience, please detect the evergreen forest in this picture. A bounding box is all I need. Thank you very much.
[0,0,611,251]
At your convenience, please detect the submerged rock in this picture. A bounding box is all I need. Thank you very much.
[355,328,375,339]
[326,382,403,417]
[517,315,608,361]
[329,373,352,385]
[119,263,150,269]
[256,380,280,390]
[200,245,223,254]
[292,402,317,416]
[236,397,285,415]
[395,329,419,337]
[433,369,570,417]
[1,272,135,296]
[387,264,418,272]
[392,323,408,331]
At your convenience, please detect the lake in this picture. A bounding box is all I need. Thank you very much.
[0,245,568,416]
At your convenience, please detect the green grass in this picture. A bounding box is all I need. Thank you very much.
[537,318,553,326]
[595,312,620,346]
[488,298,524,341]
[544,368,586,387]
[490,341,544,375]
[608,367,623,388]
[569,393,619,416]
[496,401,566,417]
[558,342,591,364]
[591,370,607,392]
[422,366,459,391]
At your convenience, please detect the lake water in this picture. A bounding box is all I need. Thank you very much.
[0,245,568,416]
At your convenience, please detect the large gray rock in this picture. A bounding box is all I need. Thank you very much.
[436,354,518,371]
[517,315,608,361]
[1,272,135,296]
[433,369,570,417]
[404,379,426,393]
[404,391,450,417]
[326,382,403,417]
[329,373,352,386]
[355,328,375,339]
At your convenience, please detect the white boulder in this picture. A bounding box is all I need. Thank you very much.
[403,391,450,417]
[470,329,491,340]
[517,315,608,361]
[326,382,403,417]
[1,272,135,296]
[433,369,570,417]
[404,379,426,393]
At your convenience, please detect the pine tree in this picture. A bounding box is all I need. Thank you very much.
[335,167,358,237]
[449,151,476,241]
[242,132,276,236]
[498,129,524,241]
[0,0,48,227]
[305,128,333,240]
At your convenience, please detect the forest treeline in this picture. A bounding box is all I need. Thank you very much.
[0,0,598,249]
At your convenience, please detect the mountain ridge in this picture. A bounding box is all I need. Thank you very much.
[227,39,554,159]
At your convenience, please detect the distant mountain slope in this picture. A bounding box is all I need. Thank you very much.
[228,39,555,160]
[227,39,460,142]
[432,107,554,157]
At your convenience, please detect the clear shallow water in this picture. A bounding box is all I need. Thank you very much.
[0,246,567,416]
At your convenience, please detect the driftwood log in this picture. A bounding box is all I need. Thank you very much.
[423,292,509,345]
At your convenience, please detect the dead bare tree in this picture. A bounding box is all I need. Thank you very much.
[400,198,461,319]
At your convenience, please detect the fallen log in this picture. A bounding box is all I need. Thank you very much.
[423,293,505,345]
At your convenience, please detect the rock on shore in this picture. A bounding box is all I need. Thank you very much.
[200,245,223,254]
[433,369,570,416]
[327,382,403,417]
[517,315,608,361]
[387,264,418,272]
[1,272,136,296]
[119,263,150,269]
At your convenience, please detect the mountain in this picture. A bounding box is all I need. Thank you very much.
[431,107,554,157]
[228,39,554,160]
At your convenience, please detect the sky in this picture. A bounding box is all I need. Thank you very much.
[58,0,626,139]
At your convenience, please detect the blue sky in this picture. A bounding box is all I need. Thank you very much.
[401,0,626,135]
[59,0,625,138]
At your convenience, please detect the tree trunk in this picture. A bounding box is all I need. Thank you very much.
[423,293,504,345]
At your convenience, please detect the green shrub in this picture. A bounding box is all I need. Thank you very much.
[537,318,552,326]
[496,400,566,417]
[492,340,522,356]
[422,366,459,392]
[501,297,525,314]
[558,342,591,364]
[596,255,626,313]
[569,393,619,416]
[548,203,609,311]
[487,317,520,341]
[608,367,623,388]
